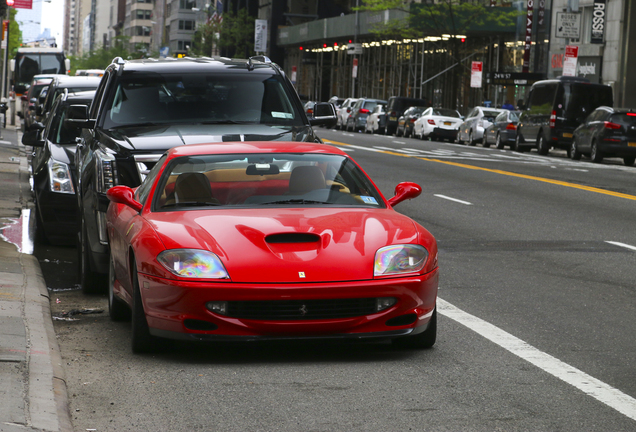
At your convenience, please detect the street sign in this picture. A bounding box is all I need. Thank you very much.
[563,45,579,76]
[556,12,581,38]
[471,61,482,88]
[488,72,545,86]
[254,19,268,53]
[347,43,362,55]
[352,58,358,78]
[591,0,606,44]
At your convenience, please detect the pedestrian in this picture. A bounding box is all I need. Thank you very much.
[502,100,514,110]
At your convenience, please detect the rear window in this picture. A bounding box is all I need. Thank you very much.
[433,109,459,118]
[610,113,636,126]
[388,98,428,112]
[362,101,380,111]
[529,84,557,115]
[482,110,501,122]
[564,83,613,118]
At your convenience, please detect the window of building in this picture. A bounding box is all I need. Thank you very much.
[136,0,153,3]
[177,40,190,51]
[134,26,151,36]
[135,9,152,20]
[180,0,196,10]
[179,20,195,30]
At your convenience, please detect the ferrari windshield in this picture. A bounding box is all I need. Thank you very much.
[102,72,303,129]
[153,153,386,210]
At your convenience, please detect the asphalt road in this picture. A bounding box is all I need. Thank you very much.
[38,128,636,431]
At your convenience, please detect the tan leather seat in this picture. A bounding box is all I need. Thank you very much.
[174,172,218,204]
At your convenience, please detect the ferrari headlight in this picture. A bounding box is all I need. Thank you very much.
[158,249,229,279]
[374,245,428,276]
[47,158,74,194]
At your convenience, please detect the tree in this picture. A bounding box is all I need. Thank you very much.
[216,8,256,59]
[8,7,22,57]
[67,36,152,74]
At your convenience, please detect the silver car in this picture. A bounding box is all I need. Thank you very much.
[336,98,359,130]
[457,106,506,145]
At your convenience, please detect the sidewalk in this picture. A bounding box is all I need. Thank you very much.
[0,124,72,432]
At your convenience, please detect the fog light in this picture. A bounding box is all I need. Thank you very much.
[206,301,228,315]
[376,297,397,312]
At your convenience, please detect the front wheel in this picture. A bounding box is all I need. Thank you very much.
[79,217,106,294]
[131,266,159,354]
[537,134,549,155]
[495,133,504,149]
[109,255,131,322]
[570,139,582,160]
[590,141,604,163]
[392,309,437,349]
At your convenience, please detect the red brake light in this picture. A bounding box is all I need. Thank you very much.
[410,118,416,123]
[359,108,370,114]
[21,95,28,101]
[604,121,622,130]
[627,113,636,117]
[427,119,436,125]
[506,123,517,130]
[549,110,556,128]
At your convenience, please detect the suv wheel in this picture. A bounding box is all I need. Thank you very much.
[537,134,549,155]
[570,139,582,160]
[590,141,604,163]
[513,135,524,152]
[79,216,106,294]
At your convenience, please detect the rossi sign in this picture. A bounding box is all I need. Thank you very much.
[591,0,606,44]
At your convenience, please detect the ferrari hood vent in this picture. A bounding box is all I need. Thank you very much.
[265,233,320,244]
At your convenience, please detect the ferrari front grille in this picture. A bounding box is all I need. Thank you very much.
[226,298,377,320]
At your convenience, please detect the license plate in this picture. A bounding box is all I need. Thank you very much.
[563,133,573,138]
[389,117,397,121]
[629,142,636,147]
[444,121,451,126]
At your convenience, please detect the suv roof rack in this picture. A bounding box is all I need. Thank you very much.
[112,56,126,65]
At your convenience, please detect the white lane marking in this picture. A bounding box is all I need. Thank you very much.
[434,194,473,205]
[322,142,386,153]
[393,141,406,144]
[438,298,636,421]
[344,133,355,137]
[606,241,636,251]
[374,146,418,154]
[332,146,354,152]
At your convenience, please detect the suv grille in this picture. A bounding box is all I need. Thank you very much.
[226,298,377,320]
[134,154,163,182]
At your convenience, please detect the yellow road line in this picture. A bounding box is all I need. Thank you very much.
[324,139,636,201]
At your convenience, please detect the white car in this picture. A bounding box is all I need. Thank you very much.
[413,107,463,141]
[364,104,387,134]
[457,106,507,145]
[336,98,359,130]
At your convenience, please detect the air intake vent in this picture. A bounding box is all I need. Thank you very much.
[265,233,320,244]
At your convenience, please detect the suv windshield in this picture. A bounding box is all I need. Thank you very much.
[154,153,386,209]
[103,72,303,129]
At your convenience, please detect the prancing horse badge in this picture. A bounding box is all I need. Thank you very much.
[298,272,306,278]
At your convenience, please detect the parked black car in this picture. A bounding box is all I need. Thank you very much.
[396,106,427,138]
[385,96,429,135]
[570,106,636,165]
[22,77,53,131]
[37,75,101,123]
[23,90,96,245]
[69,56,336,294]
[515,77,613,154]
[483,110,521,149]
[346,98,387,132]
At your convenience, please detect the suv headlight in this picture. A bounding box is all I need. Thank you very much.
[47,158,74,194]
[95,148,118,193]
[374,245,428,277]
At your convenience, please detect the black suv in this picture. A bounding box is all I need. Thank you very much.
[37,75,101,123]
[70,56,335,293]
[515,77,613,155]
[385,96,429,136]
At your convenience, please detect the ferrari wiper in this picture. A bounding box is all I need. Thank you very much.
[162,201,221,208]
[260,199,333,205]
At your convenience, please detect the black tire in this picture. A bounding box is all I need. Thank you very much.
[131,266,159,354]
[570,139,582,160]
[623,156,635,166]
[34,201,49,245]
[537,134,549,155]
[79,217,107,294]
[483,133,491,148]
[392,308,437,349]
[108,255,131,322]
[590,141,604,163]
[495,133,504,149]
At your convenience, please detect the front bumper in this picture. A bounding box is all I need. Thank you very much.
[138,269,439,341]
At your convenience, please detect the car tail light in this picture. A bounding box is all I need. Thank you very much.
[604,121,622,130]
[506,123,517,130]
[627,113,636,117]
[306,108,313,114]
[409,118,416,123]
[549,110,556,128]
[427,119,435,125]
[359,108,370,114]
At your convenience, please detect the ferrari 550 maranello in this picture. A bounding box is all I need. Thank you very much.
[105,142,438,353]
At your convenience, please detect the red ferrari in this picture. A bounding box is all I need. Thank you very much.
[106,142,438,353]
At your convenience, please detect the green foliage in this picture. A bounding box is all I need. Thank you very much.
[9,8,22,57]
[190,16,222,57]
[218,8,256,59]
[67,36,151,74]
[358,0,520,38]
